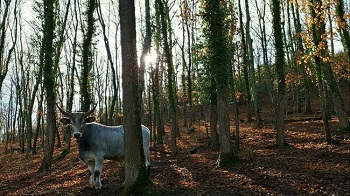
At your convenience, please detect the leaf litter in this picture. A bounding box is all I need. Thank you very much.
[0,106,349,195]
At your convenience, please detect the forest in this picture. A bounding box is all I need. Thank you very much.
[0,0,350,195]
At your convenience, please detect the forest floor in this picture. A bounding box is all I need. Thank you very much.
[0,103,350,195]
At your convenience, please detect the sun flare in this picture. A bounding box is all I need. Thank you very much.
[144,49,157,67]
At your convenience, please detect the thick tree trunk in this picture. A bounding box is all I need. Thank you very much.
[309,0,333,143]
[38,0,58,172]
[328,72,350,132]
[217,90,238,167]
[81,0,95,112]
[271,0,287,148]
[203,0,238,167]
[119,0,150,194]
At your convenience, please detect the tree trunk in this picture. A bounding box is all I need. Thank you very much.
[328,5,335,58]
[0,0,15,92]
[255,0,275,114]
[38,0,58,172]
[310,0,350,133]
[5,83,14,153]
[179,5,188,128]
[335,0,350,63]
[182,0,194,127]
[157,0,178,156]
[54,0,70,151]
[291,1,312,113]
[119,0,150,194]
[27,65,42,156]
[63,0,79,151]
[271,0,287,148]
[139,0,152,125]
[14,55,25,153]
[286,1,301,113]
[97,0,118,125]
[309,0,333,143]
[203,0,238,167]
[229,60,240,152]
[209,92,219,149]
[244,0,261,126]
[12,89,18,144]
[238,0,252,122]
[153,61,164,145]
[81,0,95,112]
[32,88,44,155]
[153,3,165,145]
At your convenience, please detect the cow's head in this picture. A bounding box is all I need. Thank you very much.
[57,104,97,139]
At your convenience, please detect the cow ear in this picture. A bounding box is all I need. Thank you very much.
[83,116,96,124]
[60,118,71,125]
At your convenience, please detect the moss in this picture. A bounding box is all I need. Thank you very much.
[216,152,239,168]
[122,166,153,196]
[340,126,350,133]
[61,149,69,157]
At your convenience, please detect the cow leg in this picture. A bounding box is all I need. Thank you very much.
[144,155,150,176]
[94,157,104,189]
[87,163,95,188]
[147,164,150,176]
[144,145,150,176]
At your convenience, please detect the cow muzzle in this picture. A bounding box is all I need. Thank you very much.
[73,132,82,139]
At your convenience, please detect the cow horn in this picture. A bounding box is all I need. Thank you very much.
[57,105,71,117]
[86,103,97,116]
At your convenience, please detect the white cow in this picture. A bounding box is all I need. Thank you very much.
[58,105,150,189]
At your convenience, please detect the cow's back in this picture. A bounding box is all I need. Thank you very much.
[80,123,125,162]
[141,125,150,148]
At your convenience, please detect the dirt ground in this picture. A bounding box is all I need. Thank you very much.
[0,103,350,195]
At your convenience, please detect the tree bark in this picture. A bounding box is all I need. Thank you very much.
[0,0,15,92]
[203,0,238,167]
[244,0,261,126]
[157,0,178,156]
[153,2,165,145]
[209,91,219,149]
[309,0,333,143]
[119,0,150,194]
[38,0,58,172]
[139,0,152,125]
[238,0,252,122]
[81,0,95,112]
[335,0,350,63]
[32,87,44,155]
[310,0,350,133]
[97,0,118,125]
[291,1,312,113]
[153,62,164,145]
[271,0,287,148]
